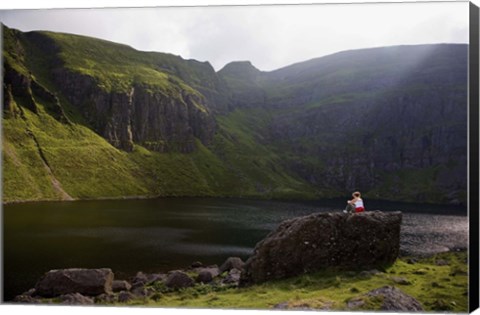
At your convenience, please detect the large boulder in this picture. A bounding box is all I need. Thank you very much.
[165,271,194,289]
[34,268,114,297]
[240,211,402,285]
[112,280,132,292]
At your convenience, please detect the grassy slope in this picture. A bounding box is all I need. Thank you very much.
[3,27,316,203]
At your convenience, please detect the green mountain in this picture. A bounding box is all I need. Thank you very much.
[2,26,467,205]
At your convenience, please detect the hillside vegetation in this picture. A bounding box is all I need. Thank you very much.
[2,25,468,205]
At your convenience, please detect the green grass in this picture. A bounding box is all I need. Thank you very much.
[41,31,206,108]
[106,251,467,312]
[3,97,316,202]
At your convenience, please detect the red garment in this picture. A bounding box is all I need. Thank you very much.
[355,207,365,213]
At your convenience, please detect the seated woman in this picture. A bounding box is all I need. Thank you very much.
[344,191,365,213]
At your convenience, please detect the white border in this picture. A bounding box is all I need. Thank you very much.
[0,1,478,315]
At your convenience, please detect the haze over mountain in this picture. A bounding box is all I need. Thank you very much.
[2,26,467,205]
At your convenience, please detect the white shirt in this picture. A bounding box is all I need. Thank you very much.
[354,198,364,208]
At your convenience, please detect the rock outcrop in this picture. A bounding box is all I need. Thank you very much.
[52,68,216,153]
[34,268,114,297]
[347,286,424,311]
[240,211,402,285]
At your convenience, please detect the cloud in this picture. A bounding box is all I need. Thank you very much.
[0,2,469,71]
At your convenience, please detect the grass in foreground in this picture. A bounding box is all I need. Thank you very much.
[120,251,467,312]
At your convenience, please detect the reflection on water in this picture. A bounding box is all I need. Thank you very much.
[3,198,467,301]
[400,213,468,255]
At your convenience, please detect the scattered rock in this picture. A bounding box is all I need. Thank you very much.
[147,273,167,284]
[391,277,412,285]
[118,291,135,303]
[240,211,402,285]
[112,280,132,292]
[429,298,455,311]
[34,268,114,297]
[22,288,37,296]
[435,259,449,266]
[348,286,423,311]
[406,258,418,265]
[59,293,94,305]
[222,268,242,285]
[191,261,203,268]
[95,293,116,303]
[194,266,221,278]
[131,271,149,288]
[13,294,40,304]
[220,257,245,273]
[131,286,155,297]
[165,271,194,289]
[359,269,382,278]
[273,302,289,309]
[196,270,213,283]
[347,297,365,309]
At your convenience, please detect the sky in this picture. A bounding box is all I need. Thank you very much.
[0,1,469,71]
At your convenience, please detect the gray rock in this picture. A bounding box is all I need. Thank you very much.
[348,286,423,311]
[222,268,242,285]
[13,294,40,304]
[131,271,148,288]
[34,268,114,297]
[112,280,132,292]
[95,293,116,303]
[191,261,203,268]
[273,302,289,309]
[391,276,412,285]
[194,266,221,278]
[22,288,36,296]
[347,298,366,309]
[131,272,166,288]
[59,293,94,305]
[240,211,402,285]
[118,291,135,303]
[131,286,155,297]
[196,271,213,283]
[406,258,418,264]
[435,259,449,266]
[220,257,245,273]
[165,271,194,289]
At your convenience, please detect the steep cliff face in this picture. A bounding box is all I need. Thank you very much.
[51,67,215,152]
[18,30,217,153]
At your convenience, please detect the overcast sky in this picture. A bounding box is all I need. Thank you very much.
[0,1,469,71]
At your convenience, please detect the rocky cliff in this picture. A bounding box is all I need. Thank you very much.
[15,31,217,153]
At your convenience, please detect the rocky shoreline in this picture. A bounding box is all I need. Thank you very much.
[14,252,464,312]
[13,256,247,305]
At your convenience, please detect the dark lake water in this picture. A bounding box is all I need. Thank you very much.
[2,197,467,301]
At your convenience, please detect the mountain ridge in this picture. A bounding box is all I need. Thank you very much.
[2,25,467,205]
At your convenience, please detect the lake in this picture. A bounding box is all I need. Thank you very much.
[2,197,468,301]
